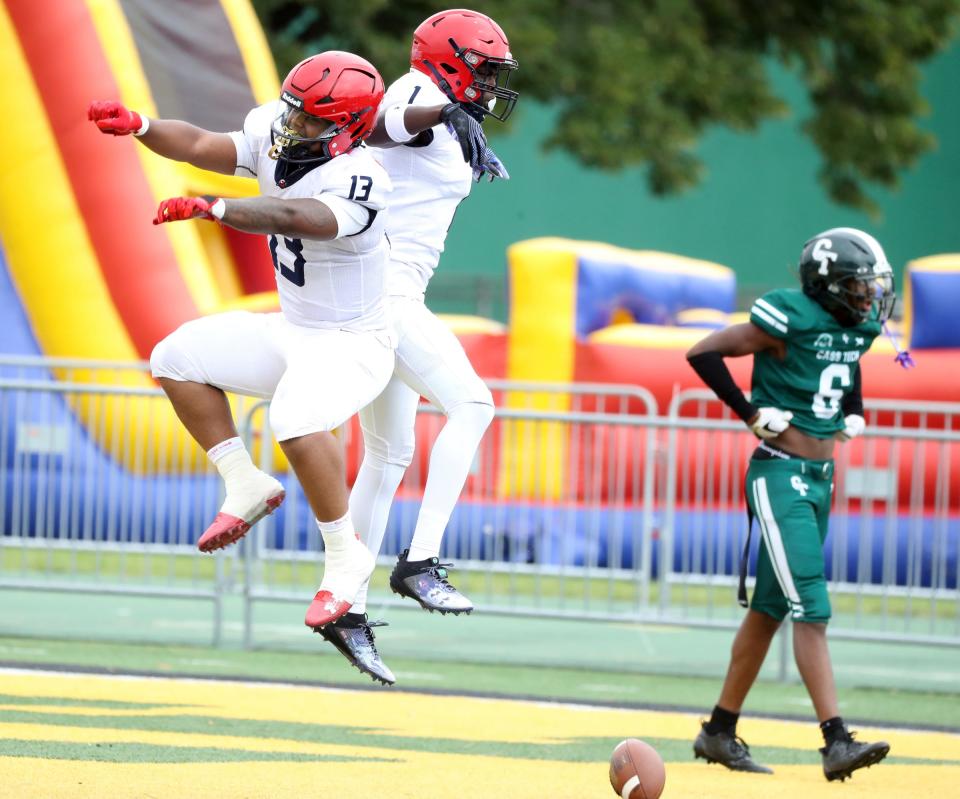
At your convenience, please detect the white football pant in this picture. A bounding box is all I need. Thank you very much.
[150,311,395,441]
[349,297,494,612]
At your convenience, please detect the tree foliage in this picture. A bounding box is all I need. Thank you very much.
[251,0,959,213]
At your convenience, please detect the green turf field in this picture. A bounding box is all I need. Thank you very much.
[1,669,957,799]
[2,562,958,799]
[1,583,958,730]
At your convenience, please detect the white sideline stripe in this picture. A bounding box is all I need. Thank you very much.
[754,297,788,323]
[751,306,788,334]
[752,477,803,611]
[0,667,952,727]
[621,775,640,799]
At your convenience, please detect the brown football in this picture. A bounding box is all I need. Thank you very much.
[609,738,666,799]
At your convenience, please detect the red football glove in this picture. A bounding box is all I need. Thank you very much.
[88,100,144,136]
[153,197,217,225]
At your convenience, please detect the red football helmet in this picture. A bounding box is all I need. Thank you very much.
[411,9,518,121]
[270,51,385,165]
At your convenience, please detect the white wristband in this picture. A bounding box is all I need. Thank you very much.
[133,115,150,137]
[209,198,226,220]
[383,103,415,143]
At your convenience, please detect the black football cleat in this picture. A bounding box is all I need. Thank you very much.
[313,612,395,686]
[694,722,773,774]
[389,549,474,614]
[821,731,890,782]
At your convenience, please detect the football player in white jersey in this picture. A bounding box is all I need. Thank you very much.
[88,51,394,630]
[313,10,518,685]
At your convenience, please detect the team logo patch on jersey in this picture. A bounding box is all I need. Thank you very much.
[814,333,834,349]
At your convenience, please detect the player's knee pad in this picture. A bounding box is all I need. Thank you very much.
[458,380,494,415]
[447,398,495,436]
[149,330,201,383]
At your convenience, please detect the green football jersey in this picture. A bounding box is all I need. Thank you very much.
[749,288,880,438]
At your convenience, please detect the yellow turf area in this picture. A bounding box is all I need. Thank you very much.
[0,670,957,799]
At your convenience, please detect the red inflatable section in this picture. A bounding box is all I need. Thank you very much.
[344,325,958,509]
[7,0,200,358]
[225,227,279,295]
[459,331,509,382]
[576,340,960,423]
[841,437,960,512]
[572,339,960,506]
[566,425,960,508]
[342,330,509,488]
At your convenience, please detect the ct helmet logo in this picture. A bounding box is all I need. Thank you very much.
[812,238,839,275]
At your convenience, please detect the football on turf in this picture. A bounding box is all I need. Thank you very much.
[609,738,666,799]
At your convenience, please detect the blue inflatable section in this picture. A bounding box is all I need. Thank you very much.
[4,456,957,589]
[1,389,223,547]
[575,253,736,336]
[0,250,220,545]
[0,245,42,357]
[909,268,960,348]
[271,498,955,589]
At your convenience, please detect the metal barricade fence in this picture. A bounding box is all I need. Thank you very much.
[240,382,661,646]
[661,390,960,648]
[0,356,261,646]
[1,356,957,654]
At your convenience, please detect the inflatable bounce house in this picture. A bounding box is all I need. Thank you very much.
[1,1,956,587]
[460,238,959,586]
[1,0,279,366]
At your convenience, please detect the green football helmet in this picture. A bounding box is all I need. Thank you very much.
[799,227,896,324]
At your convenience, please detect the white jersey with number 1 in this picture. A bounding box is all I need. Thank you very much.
[375,70,473,299]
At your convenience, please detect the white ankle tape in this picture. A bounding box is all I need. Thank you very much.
[207,437,245,464]
[317,512,353,541]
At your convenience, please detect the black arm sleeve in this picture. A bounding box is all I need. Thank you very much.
[841,364,864,416]
[687,351,757,423]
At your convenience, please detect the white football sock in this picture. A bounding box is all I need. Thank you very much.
[408,402,493,561]
[348,458,407,614]
[317,512,356,550]
[406,509,448,562]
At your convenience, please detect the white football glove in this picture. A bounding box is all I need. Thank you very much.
[749,407,793,440]
[835,413,866,442]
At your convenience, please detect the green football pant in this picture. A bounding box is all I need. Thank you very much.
[745,456,834,623]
